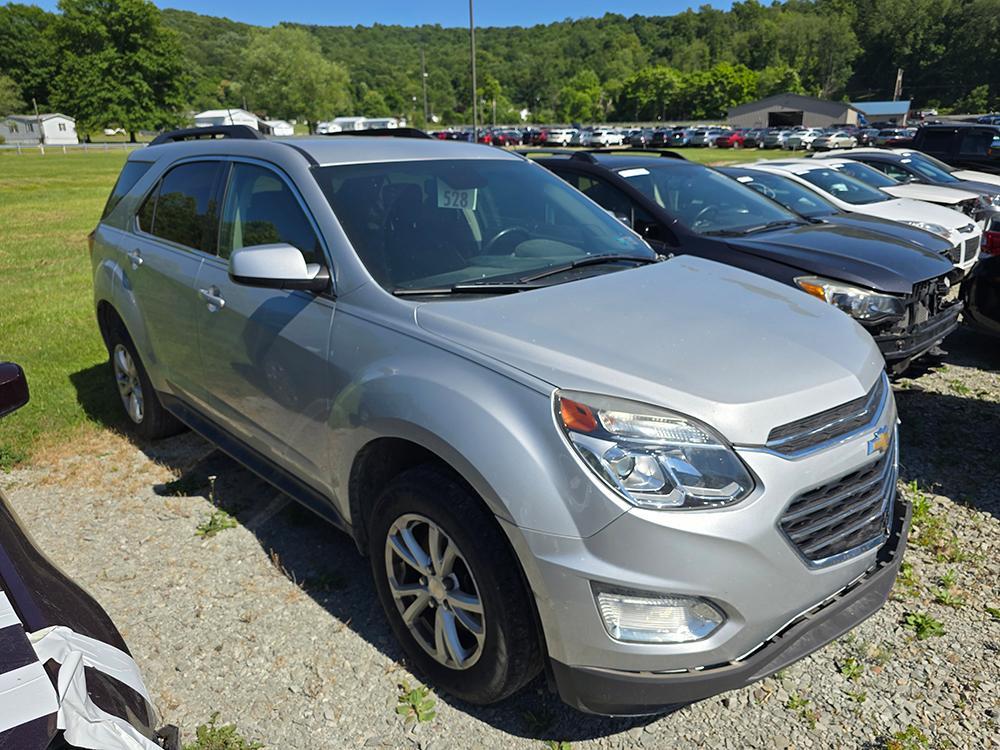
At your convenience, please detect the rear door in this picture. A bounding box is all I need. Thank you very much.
[128,160,226,399]
[192,159,336,486]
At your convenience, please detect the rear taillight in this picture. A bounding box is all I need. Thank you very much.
[984,230,1000,256]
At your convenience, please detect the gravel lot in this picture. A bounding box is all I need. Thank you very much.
[4,328,999,750]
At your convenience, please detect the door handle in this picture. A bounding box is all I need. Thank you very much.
[127,249,143,270]
[198,286,226,311]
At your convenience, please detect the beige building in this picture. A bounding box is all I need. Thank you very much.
[728,93,862,129]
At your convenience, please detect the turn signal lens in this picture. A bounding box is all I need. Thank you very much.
[559,397,598,433]
[797,279,827,302]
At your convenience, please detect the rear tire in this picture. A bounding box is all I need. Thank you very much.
[369,466,543,705]
[105,320,184,440]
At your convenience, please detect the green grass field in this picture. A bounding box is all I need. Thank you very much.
[0,145,797,468]
[0,150,134,468]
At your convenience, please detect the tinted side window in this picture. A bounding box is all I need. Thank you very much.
[918,129,955,152]
[147,161,225,253]
[102,161,152,219]
[556,171,660,240]
[959,130,996,156]
[219,163,322,263]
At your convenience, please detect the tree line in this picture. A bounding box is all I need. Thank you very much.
[1,0,998,138]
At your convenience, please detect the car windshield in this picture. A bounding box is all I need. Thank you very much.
[901,156,960,183]
[619,163,802,234]
[832,161,899,188]
[797,166,892,203]
[314,159,653,292]
[722,169,837,218]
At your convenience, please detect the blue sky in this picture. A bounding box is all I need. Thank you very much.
[22,1,733,27]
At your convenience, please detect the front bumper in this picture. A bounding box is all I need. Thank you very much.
[549,499,910,716]
[872,301,962,371]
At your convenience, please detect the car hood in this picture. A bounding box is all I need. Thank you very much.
[818,213,955,254]
[414,256,884,446]
[853,197,972,231]
[952,169,1000,187]
[729,220,953,293]
[880,183,979,204]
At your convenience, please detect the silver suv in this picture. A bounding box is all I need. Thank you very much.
[91,127,908,715]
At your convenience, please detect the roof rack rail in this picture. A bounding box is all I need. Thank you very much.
[585,148,686,160]
[514,147,596,162]
[321,127,432,139]
[148,125,265,147]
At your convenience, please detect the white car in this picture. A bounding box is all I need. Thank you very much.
[546,128,576,146]
[812,131,858,150]
[745,159,982,273]
[589,129,624,147]
[784,129,824,150]
[823,147,1000,188]
[813,156,985,222]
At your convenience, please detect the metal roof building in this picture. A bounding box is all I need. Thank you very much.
[849,101,912,126]
[727,93,863,129]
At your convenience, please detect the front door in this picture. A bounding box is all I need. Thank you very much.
[193,160,336,487]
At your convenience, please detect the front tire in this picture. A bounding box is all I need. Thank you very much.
[106,321,184,440]
[369,466,543,705]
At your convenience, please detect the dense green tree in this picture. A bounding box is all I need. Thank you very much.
[358,88,390,117]
[556,70,603,122]
[0,74,25,116]
[49,0,187,140]
[241,26,351,131]
[0,4,56,107]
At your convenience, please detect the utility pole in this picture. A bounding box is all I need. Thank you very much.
[32,97,44,146]
[421,48,430,125]
[893,68,904,101]
[469,0,478,141]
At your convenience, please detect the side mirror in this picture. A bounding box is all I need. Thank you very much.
[605,209,632,228]
[229,243,330,293]
[0,363,29,418]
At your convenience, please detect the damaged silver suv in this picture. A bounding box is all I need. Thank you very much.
[90,127,908,715]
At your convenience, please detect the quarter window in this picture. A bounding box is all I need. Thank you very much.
[139,161,225,253]
[218,163,322,263]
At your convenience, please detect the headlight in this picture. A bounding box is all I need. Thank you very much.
[554,391,754,510]
[795,276,906,322]
[899,220,951,239]
[594,585,725,643]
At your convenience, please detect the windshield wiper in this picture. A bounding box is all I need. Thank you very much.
[392,281,538,297]
[517,254,658,284]
[704,219,804,237]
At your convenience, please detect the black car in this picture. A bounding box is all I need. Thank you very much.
[0,364,178,750]
[718,166,961,261]
[821,149,1000,229]
[649,129,672,147]
[911,123,1000,175]
[532,151,960,374]
[962,248,1000,337]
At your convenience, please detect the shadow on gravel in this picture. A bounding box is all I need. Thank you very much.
[895,386,1000,521]
[936,326,1000,373]
[137,444,668,742]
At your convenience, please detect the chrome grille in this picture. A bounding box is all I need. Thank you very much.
[780,436,896,567]
[765,375,888,456]
[964,237,980,262]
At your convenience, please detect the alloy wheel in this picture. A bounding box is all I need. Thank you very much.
[112,344,144,424]
[384,513,485,670]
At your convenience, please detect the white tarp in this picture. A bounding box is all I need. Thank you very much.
[0,589,162,750]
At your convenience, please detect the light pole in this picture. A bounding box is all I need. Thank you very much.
[421,48,430,125]
[469,0,478,141]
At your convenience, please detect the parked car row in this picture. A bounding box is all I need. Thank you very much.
[76,125,999,723]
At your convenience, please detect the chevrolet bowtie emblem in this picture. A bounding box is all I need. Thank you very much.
[867,426,890,455]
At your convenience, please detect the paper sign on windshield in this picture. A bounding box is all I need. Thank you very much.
[438,181,477,210]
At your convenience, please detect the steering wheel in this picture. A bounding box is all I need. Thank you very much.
[483,226,532,254]
[691,205,720,229]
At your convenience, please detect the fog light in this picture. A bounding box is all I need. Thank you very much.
[594,587,725,643]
